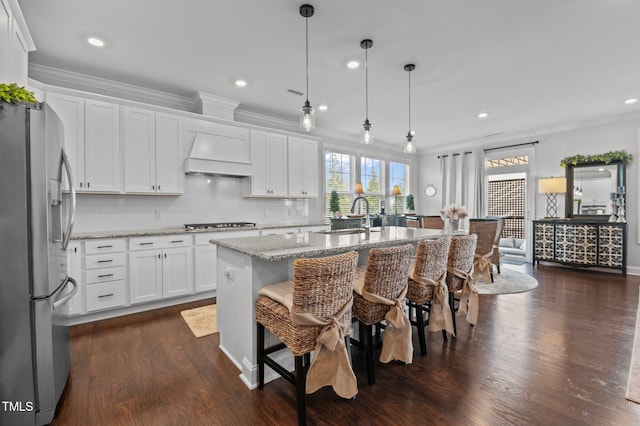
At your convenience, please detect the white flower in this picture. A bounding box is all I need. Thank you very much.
[439,203,469,220]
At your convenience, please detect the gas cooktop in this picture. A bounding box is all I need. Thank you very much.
[184,222,256,231]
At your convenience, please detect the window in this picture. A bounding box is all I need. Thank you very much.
[325,151,353,217]
[389,161,409,214]
[361,157,383,214]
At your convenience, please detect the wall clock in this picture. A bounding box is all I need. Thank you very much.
[425,184,437,197]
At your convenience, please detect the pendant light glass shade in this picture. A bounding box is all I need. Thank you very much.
[299,4,315,132]
[360,39,374,144]
[403,64,416,153]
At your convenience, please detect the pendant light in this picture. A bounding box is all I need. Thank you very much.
[299,4,315,132]
[403,63,416,154]
[360,39,374,144]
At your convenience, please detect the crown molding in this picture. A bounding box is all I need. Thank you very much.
[28,64,195,112]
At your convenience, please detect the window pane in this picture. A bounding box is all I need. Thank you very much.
[325,151,353,217]
[390,161,410,212]
[361,157,383,214]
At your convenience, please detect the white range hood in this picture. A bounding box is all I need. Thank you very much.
[184,121,252,177]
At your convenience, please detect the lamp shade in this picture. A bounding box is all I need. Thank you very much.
[538,177,566,194]
[355,182,364,194]
[392,185,402,196]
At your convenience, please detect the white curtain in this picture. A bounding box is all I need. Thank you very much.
[440,155,449,208]
[440,152,479,217]
[471,149,485,218]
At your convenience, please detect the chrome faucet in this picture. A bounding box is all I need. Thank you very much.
[351,196,371,229]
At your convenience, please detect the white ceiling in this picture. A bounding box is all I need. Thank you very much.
[18,0,640,152]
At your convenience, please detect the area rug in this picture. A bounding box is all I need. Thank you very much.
[180,304,217,338]
[473,267,538,295]
[502,257,528,266]
[626,294,640,403]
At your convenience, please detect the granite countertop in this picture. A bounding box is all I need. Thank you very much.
[70,221,329,240]
[212,226,456,262]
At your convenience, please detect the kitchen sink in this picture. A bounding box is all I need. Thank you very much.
[315,228,381,235]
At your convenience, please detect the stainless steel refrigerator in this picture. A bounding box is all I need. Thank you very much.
[0,102,77,425]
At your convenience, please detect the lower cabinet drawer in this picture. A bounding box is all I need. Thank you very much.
[86,280,126,312]
[85,266,126,284]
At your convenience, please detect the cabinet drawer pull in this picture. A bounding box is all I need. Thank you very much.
[139,242,154,246]
[97,259,113,263]
[171,240,184,243]
[98,293,114,298]
[97,245,113,249]
[98,273,114,278]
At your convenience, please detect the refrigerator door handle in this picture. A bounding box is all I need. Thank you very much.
[52,276,77,310]
[31,275,77,307]
[58,149,76,251]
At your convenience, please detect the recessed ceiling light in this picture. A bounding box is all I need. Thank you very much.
[235,80,247,87]
[87,37,104,47]
[347,61,360,69]
[624,98,638,104]
[477,112,489,119]
[318,105,328,111]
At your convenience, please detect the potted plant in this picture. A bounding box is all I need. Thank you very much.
[329,190,341,218]
[405,194,415,214]
[0,83,39,106]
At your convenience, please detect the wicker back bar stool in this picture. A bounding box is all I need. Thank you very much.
[421,216,445,229]
[406,236,453,355]
[468,218,499,283]
[351,244,414,385]
[445,234,478,336]
[488,217,505,274]
[255,251,359,426]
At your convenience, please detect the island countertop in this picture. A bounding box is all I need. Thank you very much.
[211,226,453,262]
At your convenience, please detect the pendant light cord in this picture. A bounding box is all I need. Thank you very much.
[408,69,411,132]
[305,16,309,103]
[365,46,369,120]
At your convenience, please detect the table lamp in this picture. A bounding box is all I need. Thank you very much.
[392,185,402,215]
[538,177,566,218]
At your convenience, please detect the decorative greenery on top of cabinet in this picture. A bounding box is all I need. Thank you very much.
[560,150,634,167]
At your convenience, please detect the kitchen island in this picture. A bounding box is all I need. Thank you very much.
[211,226,454,389]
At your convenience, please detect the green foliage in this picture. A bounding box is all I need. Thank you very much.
[560,150,633,167]
[329,190,340,212]
[406,194,415,211]
[0,83,39,104]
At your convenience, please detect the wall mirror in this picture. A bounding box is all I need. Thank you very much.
[565,160,626,220]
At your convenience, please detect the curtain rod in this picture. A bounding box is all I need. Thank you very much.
[437,151,472,159]
[484,140,539,153]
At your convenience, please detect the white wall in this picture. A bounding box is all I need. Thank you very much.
[73,174,322,232]
[417,117,640,273]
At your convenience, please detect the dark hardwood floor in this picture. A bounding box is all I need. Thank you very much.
[52,264,640,425]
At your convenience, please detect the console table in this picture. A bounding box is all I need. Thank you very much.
[533,220,627,275]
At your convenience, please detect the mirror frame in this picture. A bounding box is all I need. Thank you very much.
[565,159,626,220]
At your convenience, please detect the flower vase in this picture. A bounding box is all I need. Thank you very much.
[449,219,460,231]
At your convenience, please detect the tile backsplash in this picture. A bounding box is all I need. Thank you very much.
[73,175,323,232]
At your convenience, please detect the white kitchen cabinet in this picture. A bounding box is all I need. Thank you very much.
[250,130,287,197]
[47,94,121,193]
[128,236,194,305]
[0,0,32,85]
[84,99,121,192]
[45,93,85,191]
[123,107,183,194]
[154,112,184,194]
[84,239,127,313]
[65,242,84,316]
[287,137,318,198]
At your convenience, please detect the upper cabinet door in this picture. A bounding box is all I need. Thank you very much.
[288,137,318,198]
[123,106,156,193]
[84,100,121,193]
[155,112,184,194]
[250,130,288,197]
[46,93,86,191]
[0,0,10,83]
